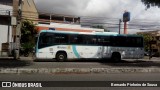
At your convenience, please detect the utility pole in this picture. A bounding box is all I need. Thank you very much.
[124,22,127,34]
[119,19,122,34]
[7,10,11,56]
[14,0,23,59]
[7,10,10,43]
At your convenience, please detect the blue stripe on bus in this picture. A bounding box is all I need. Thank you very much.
[72,45,80,58]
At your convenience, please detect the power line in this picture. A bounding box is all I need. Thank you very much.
[1,10,160,30]
[1,10,160,23]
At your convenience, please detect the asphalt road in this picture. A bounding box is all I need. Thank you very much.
[0,73,160,81]
[0,73,160,90]
[0,57,160,68]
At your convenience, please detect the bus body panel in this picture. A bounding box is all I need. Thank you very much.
[36,46,56,59]
[72,45,102,58]
[36,45,144,60]
[36,45,105,59]
[109,47,144,59]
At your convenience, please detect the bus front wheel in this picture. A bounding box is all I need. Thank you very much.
[56,52,67,62]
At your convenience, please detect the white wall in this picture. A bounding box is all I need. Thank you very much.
[0,4,13,51]
[0,25,12,51]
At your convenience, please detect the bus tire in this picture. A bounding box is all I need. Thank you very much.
[111,52,121,62]
[56,52,67,62]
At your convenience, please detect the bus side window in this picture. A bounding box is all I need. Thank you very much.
[77,35,85,44]
[70,35,77,44]
[45,36,53,45]
[98,36,110,46]
[127,37,137,47]
[102,36,110,46]
[70,35,84,44]
[54,34,68,44]
[110,36,115,46]
[110,36,126,47]
[91,36,97,45]
[126,37,143,47]
[97,36,104,45]
[136,37,143,47]
[97,37,102,45]
[85,35,97,45]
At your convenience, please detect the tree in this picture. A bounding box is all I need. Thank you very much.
[141,0,160,8]
[137,33,153,51]
[21,20,38,51]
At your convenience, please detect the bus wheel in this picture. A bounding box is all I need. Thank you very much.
[111,53,121,62]
[56,52,67,62]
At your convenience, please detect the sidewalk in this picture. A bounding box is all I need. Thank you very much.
[1,67,160,74]
[0,56,159,61]
[0,57,14,60]
[0,56,33,60]
[141,56,160,61]
[20,57,33,60]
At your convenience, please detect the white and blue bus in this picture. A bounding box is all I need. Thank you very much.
[35,30,144,62]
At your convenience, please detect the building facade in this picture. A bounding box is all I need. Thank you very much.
[37,14,104,32]
[12,0,38,40]
[138,30,160,53]
[0,0,38,55]
[0,0,13,54]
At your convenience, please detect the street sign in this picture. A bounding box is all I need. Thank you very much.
[123,12,130,22]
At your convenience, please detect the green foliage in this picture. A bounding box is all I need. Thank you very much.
[21,20,38,50]
[141,0,160,8]
[137,33,152,51]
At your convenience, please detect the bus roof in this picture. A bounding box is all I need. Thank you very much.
[39,30,118,35]
[39,30,142,37]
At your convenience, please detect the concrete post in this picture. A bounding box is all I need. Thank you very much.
[14,0,23,59]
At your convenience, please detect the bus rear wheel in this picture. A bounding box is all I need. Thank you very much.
[56,52,67,62]
[111,53,121,62]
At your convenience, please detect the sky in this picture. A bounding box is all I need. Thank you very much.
[34,0,160,34]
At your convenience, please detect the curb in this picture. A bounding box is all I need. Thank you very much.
[1,68,160,74]
[0,57,14,60]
